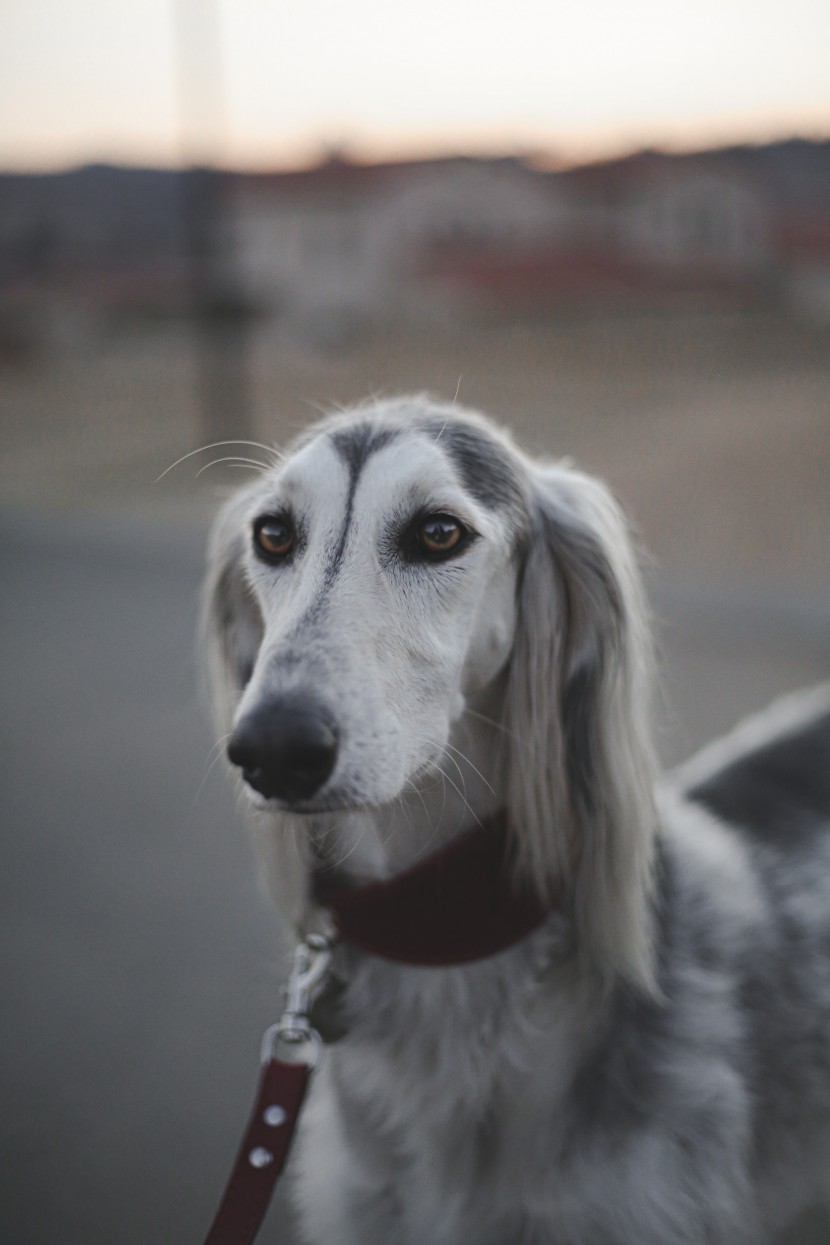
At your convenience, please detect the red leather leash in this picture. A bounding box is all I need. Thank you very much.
[201,937,330,1245]
[202,1055,310,1245]
[200,812,559,1244]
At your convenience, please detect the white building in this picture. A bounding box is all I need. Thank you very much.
[565,153,773,280]
[231,156,575,334]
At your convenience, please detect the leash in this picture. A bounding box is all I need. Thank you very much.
[201,936,330,1245]
[200,812,561,1244]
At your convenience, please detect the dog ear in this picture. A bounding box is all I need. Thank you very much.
[504,464,657,991]
[202,490,264,735]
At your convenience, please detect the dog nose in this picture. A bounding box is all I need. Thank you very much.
[227,696,339,803]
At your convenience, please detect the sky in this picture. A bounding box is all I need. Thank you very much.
[1,0,829,171]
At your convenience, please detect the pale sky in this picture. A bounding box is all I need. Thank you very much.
[1,0,829,171]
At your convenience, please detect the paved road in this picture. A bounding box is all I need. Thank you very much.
[0,511,293,1244]
[1,508,828,1244]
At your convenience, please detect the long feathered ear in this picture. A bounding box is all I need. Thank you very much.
[504,463,657,992]
[201,490,264,736]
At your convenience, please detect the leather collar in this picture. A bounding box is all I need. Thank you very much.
[313,810,558,966]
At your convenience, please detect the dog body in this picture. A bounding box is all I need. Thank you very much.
[204,397,830,1243]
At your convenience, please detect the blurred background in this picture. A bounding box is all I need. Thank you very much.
[1,2,829,1242]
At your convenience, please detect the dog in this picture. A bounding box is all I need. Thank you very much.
[203,395,830,1244]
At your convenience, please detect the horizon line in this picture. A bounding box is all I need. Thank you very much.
[3,123,830,179]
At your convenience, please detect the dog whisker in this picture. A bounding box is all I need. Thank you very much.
[203,732,232,768]
[194,456,271,478]
[452,375,463,407]
[191,733,232,807]
[443,741,496,796]
[326,822,369,873]
[434,763,484,835]
[440,748,471,811]
[155,439,282,484]
[462,706,519,742]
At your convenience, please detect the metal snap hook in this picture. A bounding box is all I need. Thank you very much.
[260,934,333,1069]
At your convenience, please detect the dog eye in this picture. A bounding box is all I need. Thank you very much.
[415,514,465,558]
[253,514,295,562]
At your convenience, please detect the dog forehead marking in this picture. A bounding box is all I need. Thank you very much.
[332,431,515,565]
[321,423,403,575]
[420,415,525,513]
[284,406,522,522]
[329,420,401,479]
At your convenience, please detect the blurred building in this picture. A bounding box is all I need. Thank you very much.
[230,155,576,338]
[1,140,829,357]
[228,143,830,331]
[0,166,190,358]
[563,152,773,296]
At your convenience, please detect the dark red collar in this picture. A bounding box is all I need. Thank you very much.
[313,810,558,966]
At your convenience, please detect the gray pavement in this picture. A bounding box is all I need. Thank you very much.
[1,508,829,1244]
[0,511,292,1244]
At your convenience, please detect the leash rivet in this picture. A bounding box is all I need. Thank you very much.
[248,1147,274,1169]
[263,1105,287,1127]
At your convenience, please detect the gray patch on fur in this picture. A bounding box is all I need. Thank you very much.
[566,837,678,1139]
[687,709,830,845]
[421,416,526,514]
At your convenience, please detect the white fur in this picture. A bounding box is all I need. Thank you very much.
[203,397,830,1244]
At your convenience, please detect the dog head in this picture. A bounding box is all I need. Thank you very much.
[204,397,657,987]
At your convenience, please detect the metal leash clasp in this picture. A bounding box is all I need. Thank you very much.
[261,934,332,1070]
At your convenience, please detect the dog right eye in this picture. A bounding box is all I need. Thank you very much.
[253,514,295,562]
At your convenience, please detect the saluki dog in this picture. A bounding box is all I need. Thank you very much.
[203,396,830,1244]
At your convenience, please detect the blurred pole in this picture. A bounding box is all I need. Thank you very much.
[173,0,252,445]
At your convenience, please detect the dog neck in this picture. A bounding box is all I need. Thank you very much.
[312,809,557,966]
[305,676,573,967]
